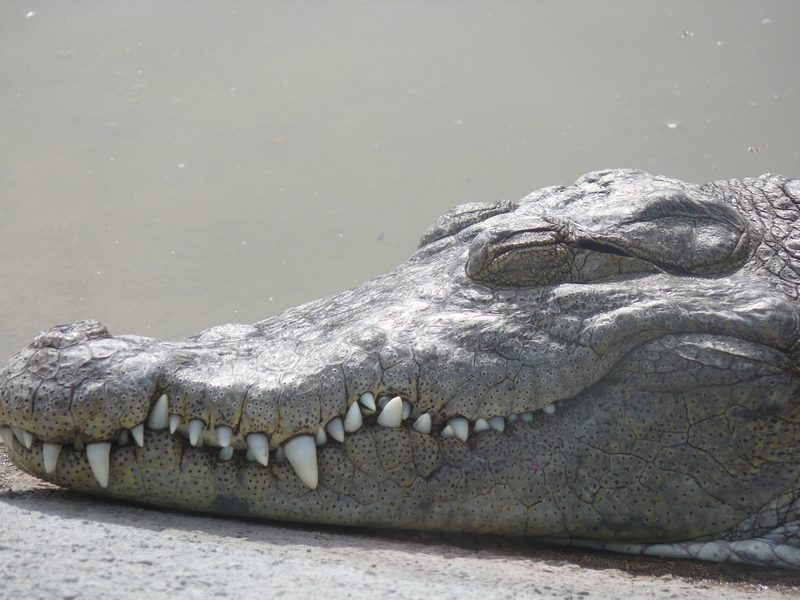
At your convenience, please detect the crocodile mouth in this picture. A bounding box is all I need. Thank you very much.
[0,376,565,491]
[3,322,800,553]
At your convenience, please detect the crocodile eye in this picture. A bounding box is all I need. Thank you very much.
[610,190,752,275]
[466,226,577,287]
[465,189,754,288]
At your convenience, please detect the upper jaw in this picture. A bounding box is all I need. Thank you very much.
[0,312,571,491]
[3,261,796,491]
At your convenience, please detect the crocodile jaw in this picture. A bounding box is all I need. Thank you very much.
[3,169,800,569]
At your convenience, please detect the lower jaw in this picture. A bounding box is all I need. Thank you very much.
[8,426,533,532]
[7,431,800,570]
[0,422,747,543]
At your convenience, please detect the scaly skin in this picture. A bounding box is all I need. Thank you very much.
[2,169,800,568]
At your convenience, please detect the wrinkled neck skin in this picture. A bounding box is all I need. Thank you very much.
[3,169,800,570]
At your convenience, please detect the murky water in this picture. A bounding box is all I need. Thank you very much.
[1,1,798,360]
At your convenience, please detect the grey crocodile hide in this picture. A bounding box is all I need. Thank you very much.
[2,169,800,569]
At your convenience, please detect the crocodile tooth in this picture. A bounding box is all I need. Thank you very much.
[488,416,505,433]
[11,427,25,446]
[275,447,286,462]
[246,448,255,462]
[1,427,15,446]
[188,419,204,447]
[325,417,345,442]
[42,443,62,473]
[169,414,181,434]
[0,427,14,447]
[219,446,234,461]
[117,430,130,446]
[543,403,556,415]
[506,413,519,424]
[473,418,490,433]
[216,426,233,448]
[377,396,403,428]
[359,392,376,413]
[12,427,33,449]
[412,413,431,434]
[131,424,145,447]
[283,435,318,489]
[402,401,412,420]
[315,426,327,447]
[147,394,169,430]
[441,425,455,438]
[448,417,469,442]
[86,442,111,488]
[343,401,363,433]
[74,435,85,452]
[246,433,269,466]
[520,411,534,422]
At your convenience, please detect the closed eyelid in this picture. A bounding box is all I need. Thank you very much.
[629,190,747,230]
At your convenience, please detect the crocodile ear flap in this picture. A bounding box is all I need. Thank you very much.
[418,200,516,248]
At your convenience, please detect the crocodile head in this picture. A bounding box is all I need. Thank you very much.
[3,169,800,568]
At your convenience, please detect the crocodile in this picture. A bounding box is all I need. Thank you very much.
[2,169,800,569]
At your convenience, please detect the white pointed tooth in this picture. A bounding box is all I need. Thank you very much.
[12,427,33,449]
[315,427,327,447]
[377,396,403,428]
[0,427,14,447]
[543,403,556,415]
[402,401,412,420]
[131,424,145,447]
[246,433,269,467]
[520,411,534,423]
[378,396,390,410]
[474,418,490,433]
[506,413,519,424]
[441,425,455,438]
[343,401,363,433]
[188,419,204,447]
[359,392,376,412]
[219,446,234,461]
[325,417,345,442]
[11,427,25,446]
[169,414,181,434]
[42,443,62,474]
[448,418,469,442]
[216,426,233,448]
[275,446,286,462]
[147,394,169,430]
[246,448,255,462]
[86,442,111,488]
[412,413,431,434]
[488,416,505,433]
[117,430,130,446]
[283,435,318,489]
